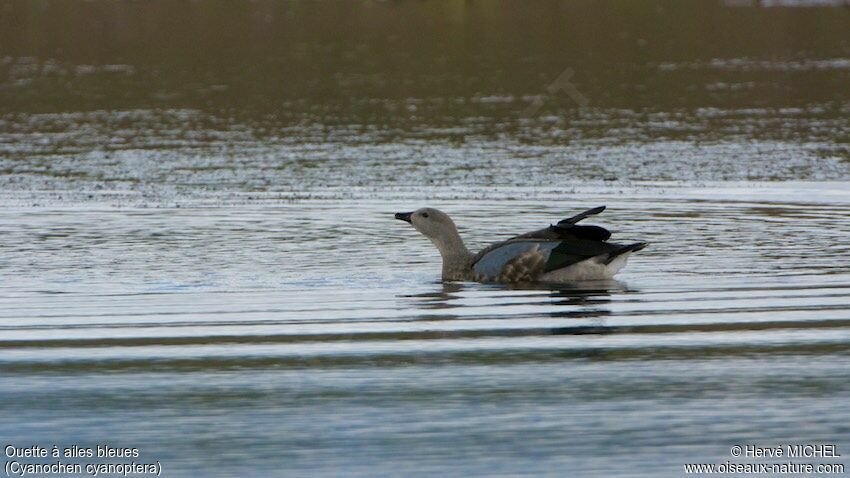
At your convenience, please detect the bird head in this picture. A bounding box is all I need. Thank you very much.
[394,207,459,243]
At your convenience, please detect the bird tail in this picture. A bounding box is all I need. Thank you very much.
[603,242,648,265]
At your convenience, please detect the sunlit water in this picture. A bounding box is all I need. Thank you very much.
[2,1,850,476]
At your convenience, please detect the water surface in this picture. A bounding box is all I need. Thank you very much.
[1,1,849,476]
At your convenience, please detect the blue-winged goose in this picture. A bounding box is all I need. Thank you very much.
[394,206,647,282]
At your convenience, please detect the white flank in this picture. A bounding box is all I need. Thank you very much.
[539,253,631,282]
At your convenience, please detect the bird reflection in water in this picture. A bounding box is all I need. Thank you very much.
[400,280,635,336]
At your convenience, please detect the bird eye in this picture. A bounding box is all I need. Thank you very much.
[422,212,429,218]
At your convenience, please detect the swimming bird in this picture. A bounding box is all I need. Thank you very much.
[394,206,647,282]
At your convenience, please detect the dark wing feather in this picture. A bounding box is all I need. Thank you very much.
[543,239,621,272]
[511,223,611,242]
[557,206,606,225]
[602,242,648,265]
[508,206,610,241]
[552,224,611,241]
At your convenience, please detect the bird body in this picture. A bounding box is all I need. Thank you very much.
[394,206,647,283]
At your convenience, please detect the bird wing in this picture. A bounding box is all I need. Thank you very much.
[496,206,612,244]
[472,241,558,282]
[472,238,623,281]
[471,207,620,280]
[514,223,612,242]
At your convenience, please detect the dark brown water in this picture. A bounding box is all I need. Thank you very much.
[1,1,849,476]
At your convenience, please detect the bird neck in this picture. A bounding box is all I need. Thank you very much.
[429,231,474,280]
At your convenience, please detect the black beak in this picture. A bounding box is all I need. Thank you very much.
[394,212,413,223]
